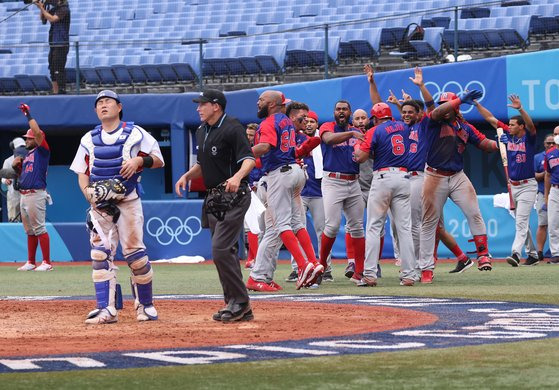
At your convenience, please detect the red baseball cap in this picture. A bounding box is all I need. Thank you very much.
[307,111,318,122]
[281,93,292,105]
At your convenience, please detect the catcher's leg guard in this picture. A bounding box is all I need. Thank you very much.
[127,250,157,321]
[86,247,120,324]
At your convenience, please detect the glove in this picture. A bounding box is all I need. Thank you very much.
[18,103,31,117]
[458,90,483,105]
[542,203,548,212]
[84,178,126,205]
[295,136,321,158]
[499,133,509,144]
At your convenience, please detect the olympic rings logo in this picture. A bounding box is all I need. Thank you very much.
[424,80,486,114]
[146,216,202,246]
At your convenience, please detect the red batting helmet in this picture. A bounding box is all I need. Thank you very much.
[23,129,35,139]
[437,91,458,105]
[370,103,392,119]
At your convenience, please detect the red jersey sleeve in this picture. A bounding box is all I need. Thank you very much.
[319,122,335,138]
[496,120,510,133]
[359,126,375,154]
[40,134,50,151]
[257,116,278,147]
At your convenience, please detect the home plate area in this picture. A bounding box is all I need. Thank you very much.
[1,295,559,373]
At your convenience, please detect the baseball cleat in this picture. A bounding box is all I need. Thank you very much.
[344,262,355,278]
[522,255,540,266]
[304,263,324,287]
[296,263,314,290]
[34,262,53,272]
[420,270,433,284]
[357,276,377,287]
[136,303,158,321]
[246,277,278,292]
[349,272,363,285]
[449,258,473,274]
[322,271,334,282]
[285,270,298,282]
[506,253,520,267]
[268,281,283,290]
[17,262,36,271]
[477,255,493,271]
[550,256,559,264]
[221,303,253,323]
[85,307,117,324]
[399,278,415,286]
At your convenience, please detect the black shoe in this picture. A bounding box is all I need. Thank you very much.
[506,253,520,267]
[449,258,474,273]
[322,271,334,282]
[344,262,355,278]
[538,251,544,262]
[377,263,382,278]
[522,255,540,266]
[285,270,298,282]
[550,256,559,264]
[221,303,254,323]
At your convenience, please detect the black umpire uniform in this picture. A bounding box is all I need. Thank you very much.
[193,90,255,322]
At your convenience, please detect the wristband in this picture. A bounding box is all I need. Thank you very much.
[142,155,154,168]
[424,99,434,107]
[25,113,33,121]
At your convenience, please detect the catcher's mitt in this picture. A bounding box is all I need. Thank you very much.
[205,183,247,221]
[85,178,126,205]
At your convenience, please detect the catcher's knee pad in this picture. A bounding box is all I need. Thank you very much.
[126,250,152,279]
[91,246,111,262]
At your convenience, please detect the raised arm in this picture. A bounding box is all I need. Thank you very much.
[508,94,536,136]
[364,64,382,105]
[473,100,499,129]
[409,67,435,113]
[321,130,364,145]
[19,103,44,146]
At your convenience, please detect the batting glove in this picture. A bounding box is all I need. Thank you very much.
[18,103,31,117]
[458,90,483,106]
[499,133,510,144]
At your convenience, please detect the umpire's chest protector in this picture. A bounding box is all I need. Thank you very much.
[81,122,143,194]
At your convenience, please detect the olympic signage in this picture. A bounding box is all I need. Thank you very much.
[142,200,212,259]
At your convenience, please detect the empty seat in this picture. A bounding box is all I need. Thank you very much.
[80,68,102,85]
[170,63,196,82]
[157,64,179,82]
[96,66,117,85]
[29,75,52,92]
[142,64,164,83]
[127,65,148,84]
[111,65,133,84]
[14,74,35,93]
[0,77,19,93]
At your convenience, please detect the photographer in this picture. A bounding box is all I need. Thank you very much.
[34,0,71,94]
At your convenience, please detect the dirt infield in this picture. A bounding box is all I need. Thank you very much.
[0,300,437,357]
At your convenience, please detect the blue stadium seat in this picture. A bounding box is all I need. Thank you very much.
[96,67,117,85]
[65,68,78,84]
[255,55,281,74]
[142,64,164,83]
[14,74,35,93]
[29,75,52,92]
[170,63,196,83]
[0,77,19,93]
[127,66,148,84]
[157,64,179,83]
[81,68,102,85]
[112,65,133,85]
[239,57,262,75]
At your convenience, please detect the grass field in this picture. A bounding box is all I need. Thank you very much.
[2,260,559,389]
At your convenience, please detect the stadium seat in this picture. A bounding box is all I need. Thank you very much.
[127,65,148,84]
[80,68,102,85]
[170,63,196,83]
[142,64,164,83]
[239,57,262,75]
[157,64,179,83]
[0,77,19,94]
[96,67,117,85]
[255,55,282,74]
[14,74,35,93]
[112,65,133,85]
[29,75,52,92]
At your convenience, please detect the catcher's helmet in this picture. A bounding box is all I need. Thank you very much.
[437,91,458,105]
[370,103,392,119]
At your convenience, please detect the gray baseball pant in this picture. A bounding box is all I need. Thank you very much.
[510,179,537,257]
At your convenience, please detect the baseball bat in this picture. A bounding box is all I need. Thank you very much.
[496,127,515,210]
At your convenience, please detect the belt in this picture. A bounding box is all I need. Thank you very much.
[280,165,292,173]
[509,179,529,186]
[377,167,407,173]
[409,171,421,176]
[327,172,359,180]
[426,166,457,176]
[20,189,43,195]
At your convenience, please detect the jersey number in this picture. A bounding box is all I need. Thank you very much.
[280,129,295,153]
[516,154,526,163]
[391,135,405,156]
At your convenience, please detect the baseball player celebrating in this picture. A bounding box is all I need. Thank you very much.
[418,90,498,282]
[252,91,323,289]
[355,103,416,286]
[543,127,559,264]
[475,95,539,266]
[534,134,556,262]
[70,90,164,324]
[319,100,365,283]
[14,104,52,272]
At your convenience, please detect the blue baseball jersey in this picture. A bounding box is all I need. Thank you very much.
[534,151,546,193]
[319,122,360,174]
[255,113,296,173]
[407,116,428,172]
[544,146,559,185]
[423,114,487,172]
[19,136,50,190]
[498,120,536,181]
[296,132,322,197]
[359,119,410,171]
[248,166,264,188]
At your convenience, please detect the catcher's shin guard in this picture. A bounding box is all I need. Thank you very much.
[131,278,158,321]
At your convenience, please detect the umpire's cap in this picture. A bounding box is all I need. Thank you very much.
[95,90,123,119]
[193,89,227,110]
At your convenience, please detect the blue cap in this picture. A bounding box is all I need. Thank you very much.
[95,90,122,119]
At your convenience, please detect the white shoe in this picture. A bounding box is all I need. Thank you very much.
[17,262,36,271]
[34,262,53,271]
[85,307,118,324]
[136,302,158,321]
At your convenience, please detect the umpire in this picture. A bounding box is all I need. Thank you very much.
[175,89,256,323]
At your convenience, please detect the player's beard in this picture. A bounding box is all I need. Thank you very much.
[257,105,269,119]
[335,116,349,128]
